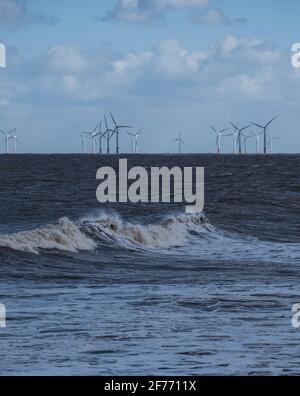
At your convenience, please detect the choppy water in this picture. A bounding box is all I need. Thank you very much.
[0,154,299,375]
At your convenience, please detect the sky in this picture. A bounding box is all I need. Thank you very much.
[0,0,300,153]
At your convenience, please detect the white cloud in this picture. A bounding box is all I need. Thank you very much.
[45,46,90,74]
[219,35,281,64]
[111,51,154,76]
[102,0,210,23]
[189,7,247,26]
[0,0,59,27]
[154,39,208,78]
[0,35,286,106]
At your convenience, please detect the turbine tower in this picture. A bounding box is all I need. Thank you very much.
[128,129,142,154]
[172,132,185,154]
[90,124,99,154]
[251,117,277,154]
[1,128,15,154]
[230,123,251,154]
[104,116,114,154]
[269,137,279,154]
[93,121,105,154]
[110,112,131,154]
[9,133,20,154]
[79,132,91,154]
[251,130,263,154]
[223,130,238,154]
[210,125,228,154]
[242,133,253,154]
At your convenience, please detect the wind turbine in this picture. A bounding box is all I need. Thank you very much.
[128,129,142,154]
[92,120,106,154]
[223,127,238,154]
[110,112,131,154]
[1,128,15,154]
[172,132,185,154]
[104,116,114,154]
[230,123,251,154]
[9,133,20,154]
[224,131,237,154]
[242,132,253,154]
[79,132,91,154]
[90,124,100,154]
[251,117,277,154]
[210,125,228,154]
[269,137,279,154]
[251,130,263,154]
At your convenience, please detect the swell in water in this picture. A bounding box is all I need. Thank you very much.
[0,211,299,263]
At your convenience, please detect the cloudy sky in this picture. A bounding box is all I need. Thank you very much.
[0,0,300,153]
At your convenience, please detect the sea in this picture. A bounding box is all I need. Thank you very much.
[0,154,299,376]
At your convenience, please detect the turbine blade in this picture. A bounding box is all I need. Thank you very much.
[251,122,264,129]
[210,125,217,134]
[265,116,277,128]
[110,111,117,128]
[240,125,251,132]
[219,128,228,134]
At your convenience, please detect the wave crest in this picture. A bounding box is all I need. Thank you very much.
[0,217,96,255]
[0,212,208,255]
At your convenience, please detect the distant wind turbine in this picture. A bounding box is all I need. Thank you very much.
[93,121,105,154]
[128,129,142,154]
[269,137,279,154]
[172,132,185,154]
[90,124,100,154]
[79,132,91,154]
[1,128,15,154]
[242,132,253,154]
[110,112,131,154]
[230,123,251,154]
[104,116,114,154]
[251,130,264,154]
[223,128,238,154]
[251,117,277,154]
[9,133,20,154]
[210,125,228,154]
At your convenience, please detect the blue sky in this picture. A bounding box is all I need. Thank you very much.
[0,0,300,153]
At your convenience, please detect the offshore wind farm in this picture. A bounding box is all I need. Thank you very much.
[1,114,280,155]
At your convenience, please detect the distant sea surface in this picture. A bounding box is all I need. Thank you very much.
[0,154,299,375]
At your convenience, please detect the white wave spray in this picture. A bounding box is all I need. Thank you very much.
[0,217,96,255]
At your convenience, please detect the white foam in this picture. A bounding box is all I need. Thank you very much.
[0,217,96,255]
[81,212,189,250]
[0,211,210,255]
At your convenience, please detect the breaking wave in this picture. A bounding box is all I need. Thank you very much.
[1,211,298,262]
[0,217,97,255]
[0,212,209,255]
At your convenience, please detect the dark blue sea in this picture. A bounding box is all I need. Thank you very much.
[0,154,299,375]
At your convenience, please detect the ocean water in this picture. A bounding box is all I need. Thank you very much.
[0,154,299,376]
